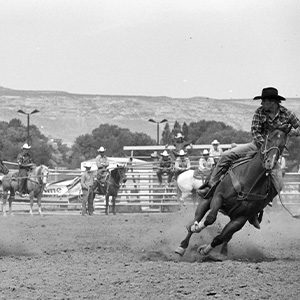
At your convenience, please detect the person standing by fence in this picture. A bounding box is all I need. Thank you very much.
[81,162,94,216]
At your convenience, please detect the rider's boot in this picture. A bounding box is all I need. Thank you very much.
[198,157,231,199]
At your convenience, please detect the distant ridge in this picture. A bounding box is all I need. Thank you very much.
[1,86,299,145]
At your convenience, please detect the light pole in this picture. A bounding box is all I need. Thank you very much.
[148,118,168,145]
[17,109,40,145]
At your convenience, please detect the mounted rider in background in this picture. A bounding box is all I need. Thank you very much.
[198,87,300,228]
[95,146,109,193]
[171,132,192,159]
[17,143,34,196]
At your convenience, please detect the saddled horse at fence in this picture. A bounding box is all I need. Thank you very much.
[92,165,127,215]
[2,164,49,216]
[175,129,288,257]
[0,159,9,176]
[176,170,204,202]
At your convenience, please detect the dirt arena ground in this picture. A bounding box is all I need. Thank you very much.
[0,205,299,300]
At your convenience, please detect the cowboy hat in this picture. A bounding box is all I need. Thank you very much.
[22,143,31,149]
[150,151,159,158]
[84,162,92,169]
[253,87,285,101]
[97,146,106,152]
[161,150,169,157]
[178,149,186,156]
[175,132,184,139]
[202,149,209,155]
[211,139,220,145]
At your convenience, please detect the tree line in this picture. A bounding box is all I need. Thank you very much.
[0,118,299,171]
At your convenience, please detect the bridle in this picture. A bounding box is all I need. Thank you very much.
[260,133,283,167]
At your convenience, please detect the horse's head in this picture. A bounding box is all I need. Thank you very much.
[0,160,9,175]
[39,165,50,184]
[261,129,288,171]
[111,164,127,185]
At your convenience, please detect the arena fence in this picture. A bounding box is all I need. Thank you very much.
[1,146,299,216]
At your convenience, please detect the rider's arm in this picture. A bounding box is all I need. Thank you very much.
[251,108,265,147]
[287,110,300,136]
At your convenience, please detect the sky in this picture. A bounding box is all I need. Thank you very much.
[0,0,300,99]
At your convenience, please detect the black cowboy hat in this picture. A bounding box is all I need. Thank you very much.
[253,87,285,101]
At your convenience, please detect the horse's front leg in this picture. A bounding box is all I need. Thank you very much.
[37,194,43,216]
[8,194,15,216]
[203,192,224,227]
[2,191,8,216]
[29,192,34,216]
[198,215,247,256]
[105,194,109,215]
[175,197,210,256]
[111,195,116,215]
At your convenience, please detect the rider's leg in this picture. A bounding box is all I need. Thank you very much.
[167,172,173,184]
[157,170,163,184]
[199,143,257,195]
[81,189,88,215]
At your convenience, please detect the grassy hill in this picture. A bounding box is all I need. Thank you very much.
[1,86,299,145]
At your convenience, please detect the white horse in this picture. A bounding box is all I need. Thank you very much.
[177,170,204,202]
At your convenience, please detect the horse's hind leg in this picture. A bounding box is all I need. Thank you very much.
[198,216,247,255]
[29,193,34,215]
[37,195,43,216]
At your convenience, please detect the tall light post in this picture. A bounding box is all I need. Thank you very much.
[148,118,168,145]
[17,109,40,145]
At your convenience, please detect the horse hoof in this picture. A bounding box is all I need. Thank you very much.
[197,244,208,255]
[175,246,186,256]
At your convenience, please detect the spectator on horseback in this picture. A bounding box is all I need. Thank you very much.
[81,162,94,216]
[174,149,191,179]
[209,139,223,163]
[198,149,215,181]
[17,143,33,196]
[198,87,300,228]
[157,150,174,185]
[95,146,109,191]
[171,132,192,159]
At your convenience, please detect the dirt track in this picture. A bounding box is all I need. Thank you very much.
[0,206,299,300]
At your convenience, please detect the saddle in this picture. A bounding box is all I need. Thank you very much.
[228,154,274,201]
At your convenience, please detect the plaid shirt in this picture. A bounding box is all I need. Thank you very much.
[251,105,300,147]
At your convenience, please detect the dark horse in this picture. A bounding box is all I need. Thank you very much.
[2,164,49,216]
[175,129,288,257]
[92,165,127,215]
